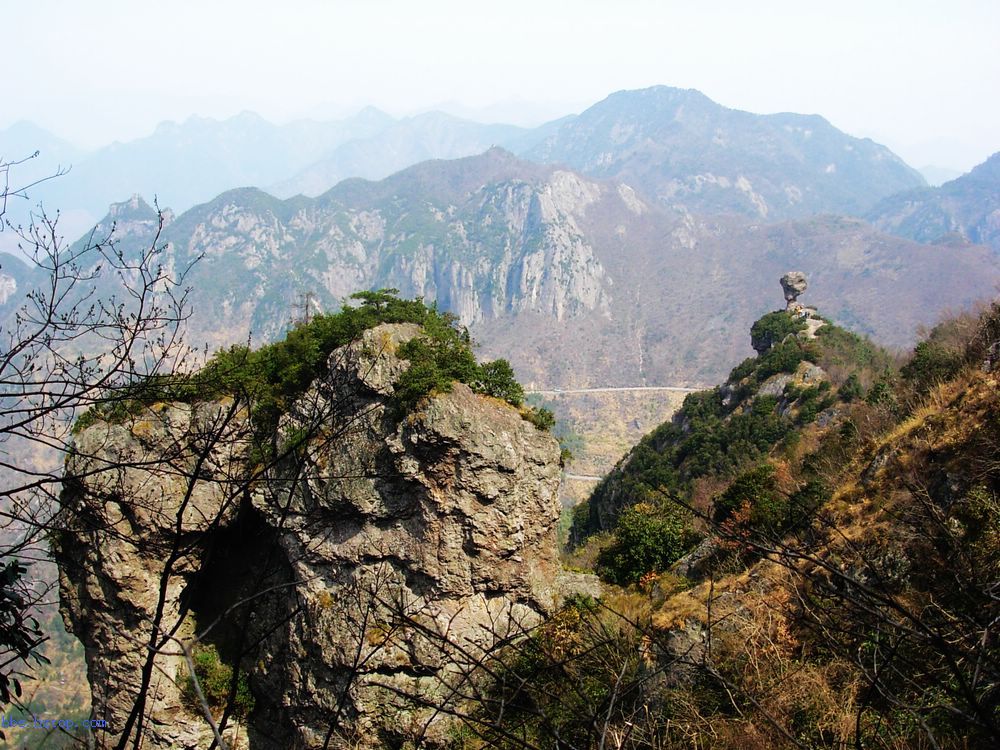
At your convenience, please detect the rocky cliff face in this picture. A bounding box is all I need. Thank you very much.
[159,150,612,351]
[56,323,568,748]
[82,151,1000,389]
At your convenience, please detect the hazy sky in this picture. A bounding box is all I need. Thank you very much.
[5,0,1000,170]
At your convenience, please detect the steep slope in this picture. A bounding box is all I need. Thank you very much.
[573,302,893,545]
[535,303,1000,749]
[868,151,1000,252]
[521,85,925,219]
[82,150,1000,389]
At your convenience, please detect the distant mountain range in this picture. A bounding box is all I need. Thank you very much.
[0,107,545,252]
[868,151,1000,252]
[522,86,926,219]
[4,86,998,389]
[269,111,556,198]
[55,149,997,389]
[3,85,940,240]
[1,108,395,241]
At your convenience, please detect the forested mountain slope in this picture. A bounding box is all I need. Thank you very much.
[84,150,998,389]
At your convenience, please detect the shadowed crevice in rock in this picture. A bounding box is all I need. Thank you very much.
[55,323,582,749]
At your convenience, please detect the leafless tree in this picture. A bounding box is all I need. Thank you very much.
[0,151,195,723]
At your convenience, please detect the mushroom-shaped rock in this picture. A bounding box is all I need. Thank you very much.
[780,271,808,308]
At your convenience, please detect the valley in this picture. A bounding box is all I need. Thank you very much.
[2,51,1000,747]
[528,388,694,506]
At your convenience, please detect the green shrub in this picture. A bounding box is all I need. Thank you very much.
[554,425,585,462]
[596,504,695,585]
[394,334,478,411]
[182,643,254,718]
[814,323,891,372]
[839,372,864,402]
[474,359,525,406]
[729,356,758,383]
[787,479,829,526]
[792,383,836,425]
[901,340,964,393]
[714,464,778,524]
[715,466,829,537]
[72,290,531,442]
[522,406,556,431]
[866,377,901,416]
[754,338,817,382]
[750,311,807,353]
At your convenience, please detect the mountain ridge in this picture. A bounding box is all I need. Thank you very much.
[867,151,1000,251]
[71,149,1000,391]
[4,84,934,246]
[522,85,926,220]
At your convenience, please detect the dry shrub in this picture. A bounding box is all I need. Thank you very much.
[843,400,899,452]
[688,475,729,523]
[967,299,1000,368]
[764,660,861,745]
[561,529,612,571]
[601,586,654,629]
[770,459,798,496]
[915,306,984,356]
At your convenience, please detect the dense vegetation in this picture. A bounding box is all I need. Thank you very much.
[595,503,697,585]
[480,301,1000,750]
[181,643,254,719]
[572,311,893,581]
[749,309,807,352]
[74,289,550,444]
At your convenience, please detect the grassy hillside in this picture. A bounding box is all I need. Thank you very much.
[463,301,1000,748]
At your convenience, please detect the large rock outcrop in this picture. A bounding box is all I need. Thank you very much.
[56,323,565,748]
[779,271,808,308]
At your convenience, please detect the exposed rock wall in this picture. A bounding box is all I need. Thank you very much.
[57,324,565,748]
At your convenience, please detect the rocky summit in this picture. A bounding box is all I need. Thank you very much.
[779,271,808,308]
[56,323,582,749]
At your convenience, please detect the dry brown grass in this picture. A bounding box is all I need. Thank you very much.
[636,370,1000,748]
[560,530,612,571]
[688,475,729,524]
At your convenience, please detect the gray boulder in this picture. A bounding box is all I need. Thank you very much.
[780,271,808,306]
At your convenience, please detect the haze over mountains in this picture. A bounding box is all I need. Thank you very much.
[46,148,997,391]
[868,152,1000,252]
[1,85,935,239]
[0,107,396,247]
[268,110,558,198]
[3,84,999,389]
[524,86,926,219]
